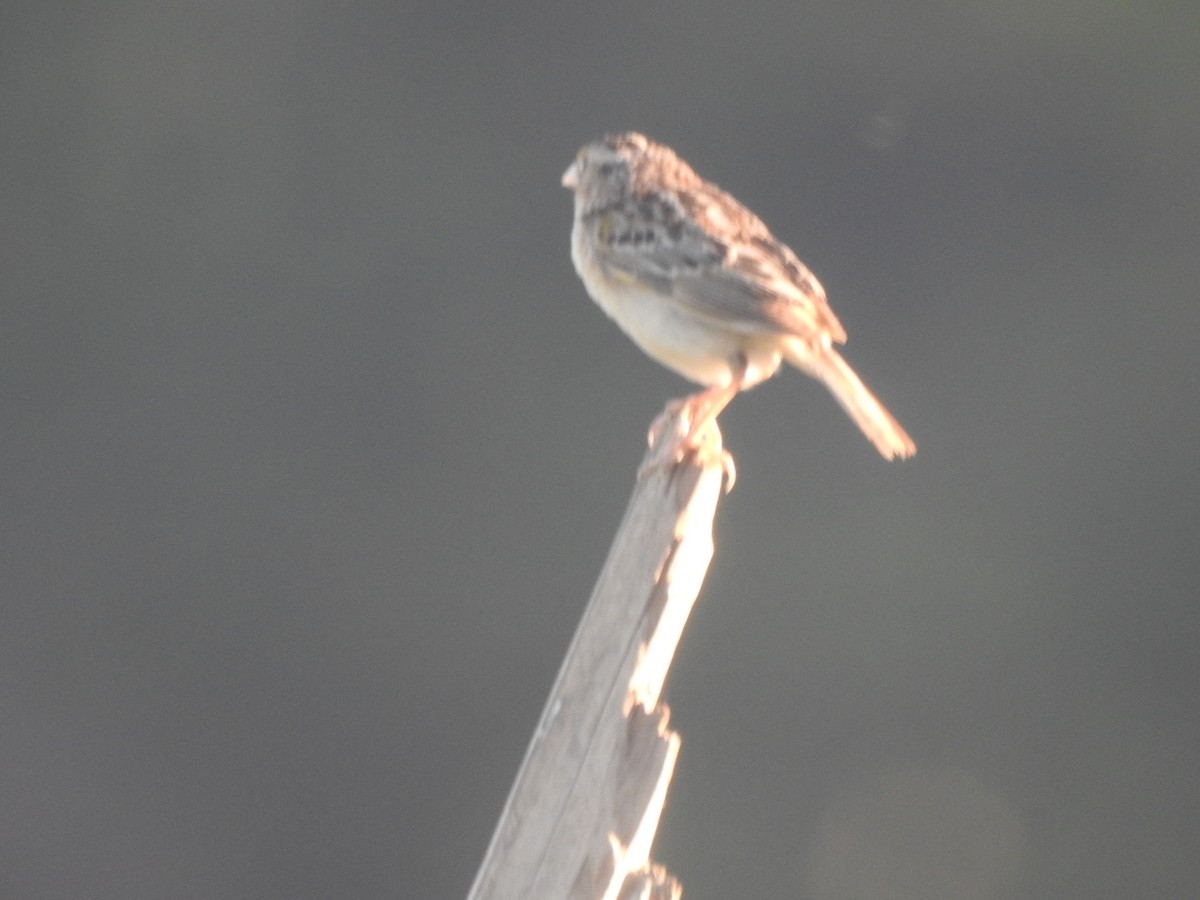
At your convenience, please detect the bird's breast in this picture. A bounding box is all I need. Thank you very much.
[570,216,780,387]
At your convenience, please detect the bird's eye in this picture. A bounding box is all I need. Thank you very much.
[598,162,615,176]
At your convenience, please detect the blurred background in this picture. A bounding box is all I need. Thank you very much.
[3,2,1198,897]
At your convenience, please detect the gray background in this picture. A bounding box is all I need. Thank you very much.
[4,2,1199,898]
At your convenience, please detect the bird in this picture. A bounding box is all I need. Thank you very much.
[561,131,915,463]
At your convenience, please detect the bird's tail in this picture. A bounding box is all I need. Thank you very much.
[784,340,916,460]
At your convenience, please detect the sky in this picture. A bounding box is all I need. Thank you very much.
[3,2,1199,898]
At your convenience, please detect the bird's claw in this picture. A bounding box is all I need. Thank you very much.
[639,398,736,492]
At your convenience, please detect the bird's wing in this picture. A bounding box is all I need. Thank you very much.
[593,188,847,344]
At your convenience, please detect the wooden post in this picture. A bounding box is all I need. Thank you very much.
[466,413,732,900]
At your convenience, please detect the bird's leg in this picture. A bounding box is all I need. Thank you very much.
[680,377,742,445]
[641,357,746,484]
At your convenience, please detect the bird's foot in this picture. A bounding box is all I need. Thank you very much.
[640,397,736,491]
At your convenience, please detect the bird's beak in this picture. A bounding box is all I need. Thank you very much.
[561,162,578,189]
